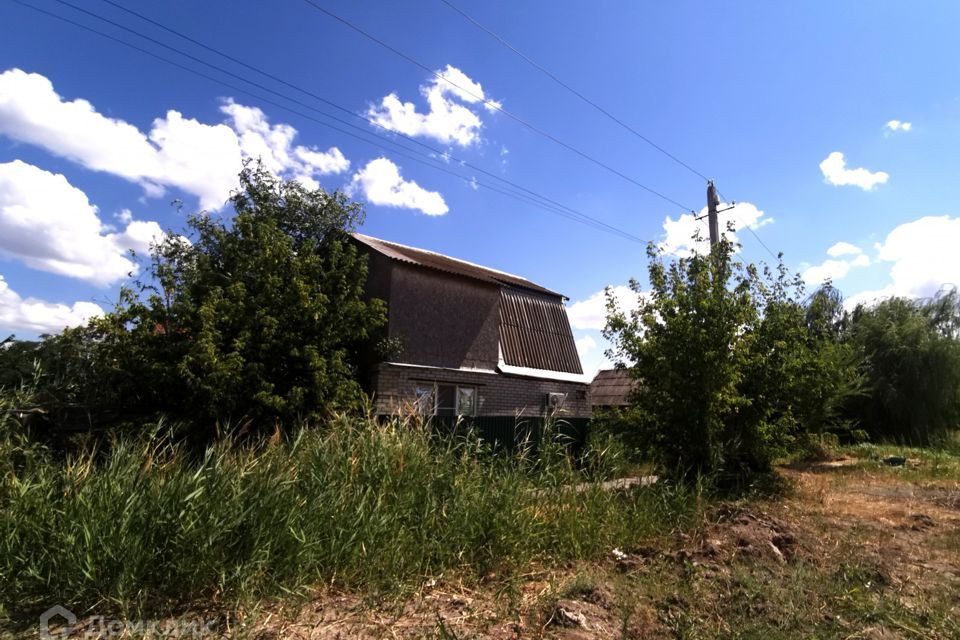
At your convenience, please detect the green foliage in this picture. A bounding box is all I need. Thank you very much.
[847,289,960,445]
[0,337,40,390]
[39,164,386,429]
[604,233,861,485]
[0,401,701,617]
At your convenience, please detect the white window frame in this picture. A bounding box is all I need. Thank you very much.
[413,382,478,417]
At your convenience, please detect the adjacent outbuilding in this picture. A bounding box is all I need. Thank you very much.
[589,368,636,411]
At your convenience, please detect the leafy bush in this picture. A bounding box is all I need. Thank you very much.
[847,289,960,445]
[604,234,861,486]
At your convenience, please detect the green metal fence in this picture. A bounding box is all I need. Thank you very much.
[429,415,590,456]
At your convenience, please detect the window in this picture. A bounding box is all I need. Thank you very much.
[457,387,476,416]
[436,384,456,417]
[413,382,477,417]
[414,384,435,415]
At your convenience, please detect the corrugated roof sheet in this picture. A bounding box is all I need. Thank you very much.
[351,233,563,297]
[499,287,583,374]
[590,368,636,407]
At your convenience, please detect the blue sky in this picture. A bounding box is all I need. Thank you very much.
[1,0,959,375]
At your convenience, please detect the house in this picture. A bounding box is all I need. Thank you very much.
[590,368,636,411]
[352,233,590,426]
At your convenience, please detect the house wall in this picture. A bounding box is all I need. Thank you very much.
[386,263,501,370]
[362,250,394,306]
[371,363,591,419]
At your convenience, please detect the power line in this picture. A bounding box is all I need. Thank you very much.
[57,0,650,242]
[437,0,710,183]
[298,0,697,213]
[714,187,782,264]
[13,0,648,243]
[440,1,793,270]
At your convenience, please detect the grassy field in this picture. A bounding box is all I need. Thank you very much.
[0,413,699,631]
[1,413,958,638]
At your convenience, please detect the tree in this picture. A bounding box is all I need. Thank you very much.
[847,289,960,445]
[604,234,760,483]
[47,164,386,430]
[604,232,860,485]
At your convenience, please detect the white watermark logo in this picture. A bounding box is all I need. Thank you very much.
[39,605,76,640]
[38,605,217,639]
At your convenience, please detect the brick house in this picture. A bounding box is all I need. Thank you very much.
[352,233,590,426]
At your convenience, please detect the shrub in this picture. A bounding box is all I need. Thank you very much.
[604,233,861,486]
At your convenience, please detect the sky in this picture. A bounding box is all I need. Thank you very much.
[1,0,959,376]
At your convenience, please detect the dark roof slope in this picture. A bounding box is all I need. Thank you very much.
[590,368,636,407]
[352,233,563,298]
[499,287,583,374]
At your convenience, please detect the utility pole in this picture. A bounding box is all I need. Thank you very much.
[707,180,720,247]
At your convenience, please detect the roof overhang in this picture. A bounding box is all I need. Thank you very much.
[496,362,591,384]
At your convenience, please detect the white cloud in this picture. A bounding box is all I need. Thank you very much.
[826,241,863,257]
[567,286,650,375]
[0,69,351,210]
[803,256,870,285]
[348,157,448,216]
[844,215,960,308]
[876,215,960,296]
[577,335,612,379]
[0,68,241,210]
[114,208,134,224]
[0,160,165,285]
[819,152,889,191]
[884,119,912,133]
[220,99,350,190]
[851,254,871,268]
[574,334,597,355]
[567,285,642,331]
[0,274,102,334]
[660,201,771,257]
[804,241,872,285]
[367,65,497,147]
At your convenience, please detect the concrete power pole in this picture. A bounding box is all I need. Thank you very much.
[707,180,720,247]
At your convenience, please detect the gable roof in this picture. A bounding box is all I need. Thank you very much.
[590,368,636,407]
[351,233,563,298]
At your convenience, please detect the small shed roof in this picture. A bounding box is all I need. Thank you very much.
[590,368,636,407]
[352,233,563,298]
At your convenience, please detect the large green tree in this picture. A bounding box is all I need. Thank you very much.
[48,164,386,429]
[847,289,960,445]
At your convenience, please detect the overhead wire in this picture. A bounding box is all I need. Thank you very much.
[17,0,787,262]
[437,0,710,183]
[299,0,697,213]
[437,0,793,269]
[714,187,782,264]
[14,0,649,243]
[304,0,790,267]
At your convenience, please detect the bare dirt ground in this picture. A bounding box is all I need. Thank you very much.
[238,454,959,639]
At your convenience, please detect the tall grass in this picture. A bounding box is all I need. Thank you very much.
[0,397,700,618]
